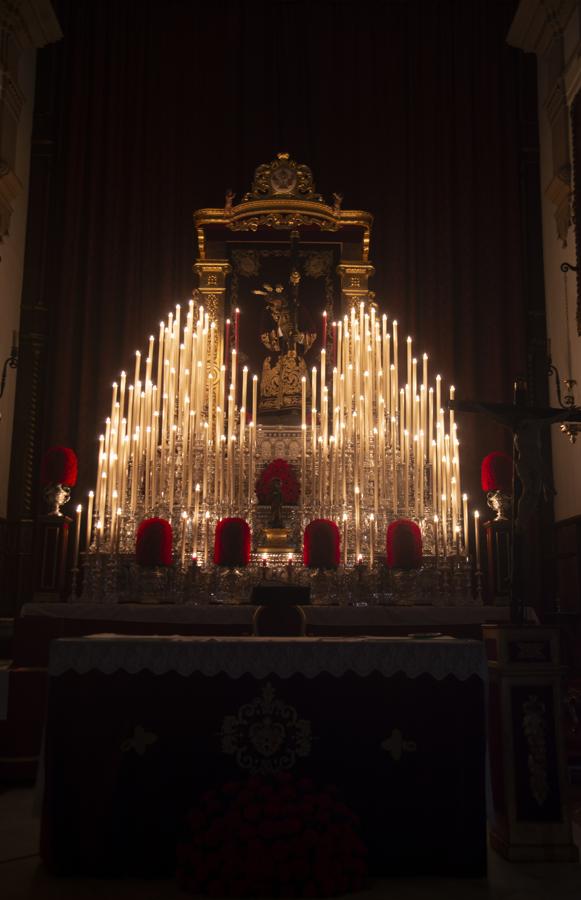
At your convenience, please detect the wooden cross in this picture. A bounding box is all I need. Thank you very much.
[450,393,581,623]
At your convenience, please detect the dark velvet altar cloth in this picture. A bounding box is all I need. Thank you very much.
[40,636,486,878]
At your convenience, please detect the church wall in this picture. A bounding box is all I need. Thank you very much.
[536,7,581,523]
[0,50,36,517]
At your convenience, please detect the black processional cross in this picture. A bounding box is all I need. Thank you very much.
[450,387,581,624]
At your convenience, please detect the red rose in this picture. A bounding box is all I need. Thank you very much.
[386,518,422,569]
[255,458,300,505]
[135,517,173,566]
[481,450,512,492]
[214,517,251,567]
[303,519,341,569]
[41,445,78,486]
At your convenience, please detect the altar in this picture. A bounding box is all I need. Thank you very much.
[40,634,487,880]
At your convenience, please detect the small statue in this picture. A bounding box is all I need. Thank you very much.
[332,192,343,214]
[269,477,283,528]
[225,189,235,212]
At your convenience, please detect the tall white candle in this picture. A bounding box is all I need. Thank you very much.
[252,374,258,425]
[474,510,481,569]
[180,510,187,567]
[73,504,82,570]
[86,491,94,550]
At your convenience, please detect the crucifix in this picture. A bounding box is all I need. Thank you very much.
[450,381,581,623]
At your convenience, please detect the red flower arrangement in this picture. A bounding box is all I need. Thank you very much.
[40,446,78,486]
[256,458,300,506]
[177,772,368,898]
[386,519,422,569]
[303,519,340,570]
[481,451,512,492]
[214,517,251,567]
[135,517,173,566]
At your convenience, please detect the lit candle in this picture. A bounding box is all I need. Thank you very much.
[180,510,188,567]
[322,310,327,347]
[392,319,398,392]
[354,485,361,559]
[433,514,439,561]
[225,318,231,378]
[343,512,348,566]
[242,365,248,416]
[332,320,337,365]
[252,374,258,426]
[95,435,105,514]
[86,491,94,551]
[133,351,141,401]
[157,321,165,399]
[404,430,409,513]
[204,510,210,565]
[110,381,118,427]
[73,504,82,570]
[369,512,375,568]
[474,510,481,569]
[234,307,240,356]
[462,493,469,556]
[449,384,455,438]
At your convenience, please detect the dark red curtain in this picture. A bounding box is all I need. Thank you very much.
[43,0,527,502]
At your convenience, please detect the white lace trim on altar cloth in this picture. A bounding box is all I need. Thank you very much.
[48,635,487,682]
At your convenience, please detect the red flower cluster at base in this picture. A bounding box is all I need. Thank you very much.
[386,519,423,569]
[135,517,173,566]
[177,772,368,898]
[303,519,341,570]
[40,445,78,487]
[214,517,251,567]
[256,458,300,506]
[481,451,512,493]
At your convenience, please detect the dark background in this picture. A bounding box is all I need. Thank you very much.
[14,0,545,557]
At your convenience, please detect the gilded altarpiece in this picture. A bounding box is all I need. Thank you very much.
[228,244,339,421]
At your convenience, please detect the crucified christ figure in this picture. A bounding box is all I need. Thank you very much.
[457,401,574,532]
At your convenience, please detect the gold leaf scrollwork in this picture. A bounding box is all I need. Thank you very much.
[243,153,322,202]
[229,212,340,233]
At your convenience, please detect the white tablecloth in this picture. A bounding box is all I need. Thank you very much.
[22,600,531,626]
[48,634,487,682]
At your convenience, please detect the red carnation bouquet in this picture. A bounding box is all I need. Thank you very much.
[303,519,341,569]
[481,451,512,493]
[386,519,422,569]
[40,446,78,486]
[177,772,368,898]
[214,517,251,567]
[256,458,300,506]
[135,517,173,567]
